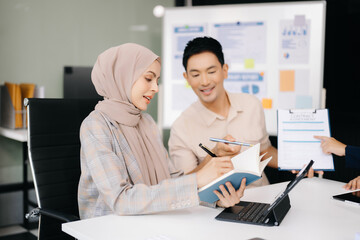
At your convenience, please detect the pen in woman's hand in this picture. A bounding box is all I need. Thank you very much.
[199,143,217,157]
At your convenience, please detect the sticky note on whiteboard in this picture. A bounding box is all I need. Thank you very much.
[295,95,312,108]
[279,70,295,92]
[262,98,272,109]
[294,15,306,26]
[244,59,255,69]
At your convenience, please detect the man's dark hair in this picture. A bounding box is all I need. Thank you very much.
[182,36,225,71]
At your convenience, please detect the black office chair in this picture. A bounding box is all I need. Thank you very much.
[24,98,98,240]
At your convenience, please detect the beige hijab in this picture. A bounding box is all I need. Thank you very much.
[91,43,170,186]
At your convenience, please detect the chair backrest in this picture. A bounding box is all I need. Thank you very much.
[26,98,98,240]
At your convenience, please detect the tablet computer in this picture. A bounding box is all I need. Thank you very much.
[333,190,360,206]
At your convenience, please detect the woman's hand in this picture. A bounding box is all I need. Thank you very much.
[213,135,241,157]
[196,156,233,189]
[215,178,246,208]
[344,176,360,190]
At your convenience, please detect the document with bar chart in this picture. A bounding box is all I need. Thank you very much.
[277,109,334,171]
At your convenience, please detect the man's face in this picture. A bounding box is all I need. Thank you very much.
[183,51,228,106]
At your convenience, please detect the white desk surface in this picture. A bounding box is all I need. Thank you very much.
[63,178,360,240]
[0,127,27,142]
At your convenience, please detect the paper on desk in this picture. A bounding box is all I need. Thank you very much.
[277,109,334,171]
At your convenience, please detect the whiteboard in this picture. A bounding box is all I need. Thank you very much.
[158,1,326,136]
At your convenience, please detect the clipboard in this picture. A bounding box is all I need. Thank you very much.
[277,108,334,171]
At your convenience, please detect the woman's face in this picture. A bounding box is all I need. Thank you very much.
[131,60,160,111]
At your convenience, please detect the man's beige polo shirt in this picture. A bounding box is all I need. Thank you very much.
[169,92,272,187]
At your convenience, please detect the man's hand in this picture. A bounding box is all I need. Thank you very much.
[215,178,246,208]
[213,135,241,157]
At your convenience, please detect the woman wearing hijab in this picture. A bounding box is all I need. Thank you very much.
[78,43,246,219]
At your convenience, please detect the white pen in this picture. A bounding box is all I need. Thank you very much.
[209,137,253,147]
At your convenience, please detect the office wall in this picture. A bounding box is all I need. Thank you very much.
[0,0,174,226]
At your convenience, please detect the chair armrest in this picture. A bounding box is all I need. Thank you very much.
[26,207,80,223]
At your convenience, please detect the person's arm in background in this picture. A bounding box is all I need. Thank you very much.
[314,136,360,190]
[344,145,360,168]
[168,121,200,174]
[314,136,346,156]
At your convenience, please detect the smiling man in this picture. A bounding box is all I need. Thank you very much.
[169,37,279,187]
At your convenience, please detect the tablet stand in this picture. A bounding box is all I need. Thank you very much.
[268,194,291,226]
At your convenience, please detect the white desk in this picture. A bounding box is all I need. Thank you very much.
[63,178,360,240]
[0,127,27,142]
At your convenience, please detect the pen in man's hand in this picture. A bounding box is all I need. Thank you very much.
[209,137,253,147]
[199,143,217,157]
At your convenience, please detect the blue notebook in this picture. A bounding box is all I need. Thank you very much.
[198,143,272,203]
